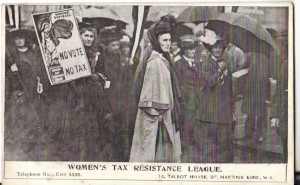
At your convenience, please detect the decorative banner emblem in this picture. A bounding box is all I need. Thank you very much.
[32,9,92,85]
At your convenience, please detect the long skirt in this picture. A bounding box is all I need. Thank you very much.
[129,109,181,163]
[191,120,234,163]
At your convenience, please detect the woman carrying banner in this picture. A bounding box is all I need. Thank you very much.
[59,22,111,161]
[129,15,184,162]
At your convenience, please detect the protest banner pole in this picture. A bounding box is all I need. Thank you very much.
[5,47,41,123]
[130,6,146,62]
[15,72,41,123]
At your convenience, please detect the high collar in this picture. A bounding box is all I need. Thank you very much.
[149,50,168,62]
[17,47,29,53]
[183,55,195,67]
[212,55,225,63]
[173,48,180,55]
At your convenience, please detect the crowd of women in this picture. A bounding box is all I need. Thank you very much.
[5,13,287,163]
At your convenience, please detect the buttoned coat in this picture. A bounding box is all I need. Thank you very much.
[195,53,235,124]
[175,56,201,147]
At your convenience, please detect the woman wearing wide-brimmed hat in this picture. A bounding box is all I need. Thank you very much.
[5,29,45,105]
[130,15,184,162]
[5,29,49,160]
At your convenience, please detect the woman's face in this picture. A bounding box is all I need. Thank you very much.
[158,33,171,53]
[171,42,179,53]
[14,37,26,48]
[107,40,120,54]
[211,43,224,58]
[81,30,95,47]
[121,45,130,56]
[184,48,195,58]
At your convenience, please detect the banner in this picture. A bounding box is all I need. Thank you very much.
[32,9,92,85]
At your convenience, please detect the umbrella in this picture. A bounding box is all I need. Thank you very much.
[82,6,128,30]
[145,11,178,29]
[171,23,194,42]
[205,12,278,57]
[236,7,279,37]
[237,7,288,34]
[177,6,223,24]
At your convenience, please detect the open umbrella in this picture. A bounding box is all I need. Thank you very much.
[171,23,194,42]
[236,7,288,34]
[205,12,278,57]
[177,6,223,24]
[145,11,178,29]
[82,6,128,30]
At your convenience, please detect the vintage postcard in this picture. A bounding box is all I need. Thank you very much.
[1,2,294,185]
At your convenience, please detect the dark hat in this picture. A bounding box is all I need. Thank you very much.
[179,34,196,49]
[147,14,177,52]
[8,29,38,45]
[10,29,29,39]
[78,22,94,30]
[98,25,122,43]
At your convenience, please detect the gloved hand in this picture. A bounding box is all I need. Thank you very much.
[271,118,280,128]
[104,113,113,121]
[87,74,99,82]
[11,63,18,72]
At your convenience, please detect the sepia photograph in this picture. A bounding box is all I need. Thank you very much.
[2,2,294,185]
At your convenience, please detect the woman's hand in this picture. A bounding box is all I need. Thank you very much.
[87,74,99,82]
[271,118,280,128]
[11,63,18,72]
[218,61,228,73]
[158,115,163,122]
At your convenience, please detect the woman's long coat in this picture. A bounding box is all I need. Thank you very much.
[195,53,235,124]
[130,51,181,162]
[174,56,200,146]
[242,52,272,117]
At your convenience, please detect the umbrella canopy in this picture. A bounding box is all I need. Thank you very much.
[82,6,128,30]
[205,12,278,57]
[237,7,288,34]
[181,22,207,36]
[145,11,178,29]
[171,23,194,43]
[177,6,223,24]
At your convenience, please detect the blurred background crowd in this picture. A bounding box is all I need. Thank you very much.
[4,5,289,163]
